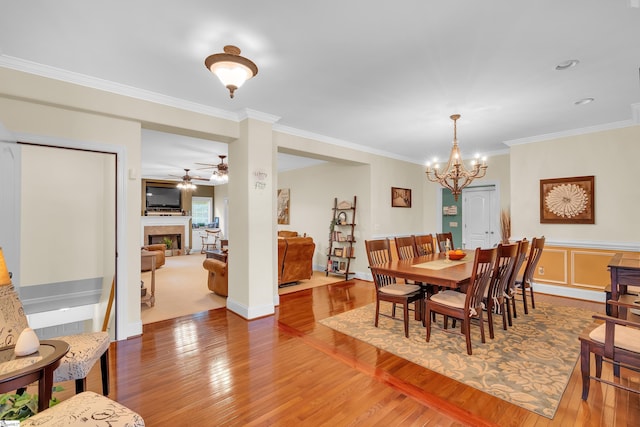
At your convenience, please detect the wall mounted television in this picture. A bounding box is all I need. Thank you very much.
[146,185,181,209]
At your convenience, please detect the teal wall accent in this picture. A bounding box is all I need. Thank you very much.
[441,189,462,249]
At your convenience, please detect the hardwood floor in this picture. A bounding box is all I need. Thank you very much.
[59,280,638,426]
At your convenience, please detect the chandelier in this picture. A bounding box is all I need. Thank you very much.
[425,114,487,201]
[204,45,258,98]
[210,155,229,185]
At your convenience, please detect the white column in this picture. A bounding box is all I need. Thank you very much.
[226,111,279,319]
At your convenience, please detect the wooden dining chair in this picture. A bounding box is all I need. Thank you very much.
[394,235,417,260]
[579,299,640,400]
[414,234,435,256]
[436,232,454,253]
[504,239,529,325]
[425,246,497,355]
[365,239,423,338]
[484,242,519,338]
[515,236,545,314]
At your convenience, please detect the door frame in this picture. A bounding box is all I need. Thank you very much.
[436,180,501,248]
[7,130,128,340]
[462,184,500,248]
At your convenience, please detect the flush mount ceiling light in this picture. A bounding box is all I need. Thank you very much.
[425,114,488,201]
[204,45,258,98]
[555,59,580,70]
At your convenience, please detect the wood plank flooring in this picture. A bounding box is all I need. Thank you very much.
[54,280,639,426]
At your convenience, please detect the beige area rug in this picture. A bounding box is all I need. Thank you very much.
[278,271,344,295]
[319,301,596,419]
[141,253,226,324]
[142,255,343,323]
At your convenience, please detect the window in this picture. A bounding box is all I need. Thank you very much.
[192,197,212,225]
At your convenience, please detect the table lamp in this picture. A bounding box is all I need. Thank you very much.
[0,247,11,285]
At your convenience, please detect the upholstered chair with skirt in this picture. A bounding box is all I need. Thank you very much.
[0,283,110,395]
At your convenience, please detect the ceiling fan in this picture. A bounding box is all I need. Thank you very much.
[169,168,209,190]
[196,155,229,184]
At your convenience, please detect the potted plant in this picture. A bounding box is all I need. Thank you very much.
[163,236,173,257]
[0,386,63,421]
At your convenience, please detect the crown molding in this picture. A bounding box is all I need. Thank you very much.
[504,118,637,147]
[0,55,240,121]
[238,108,280,124]
[273,123,417,164]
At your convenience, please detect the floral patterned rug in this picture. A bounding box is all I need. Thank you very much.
[319,301,595,418]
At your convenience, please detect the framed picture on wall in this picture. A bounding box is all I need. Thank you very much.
[391,187,412,208]
[540,176,594,224]
[277,188,290,224]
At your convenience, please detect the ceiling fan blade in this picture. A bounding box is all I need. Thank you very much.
[195,162,216,169]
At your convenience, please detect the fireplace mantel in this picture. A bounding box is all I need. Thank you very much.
[141,216,191,252]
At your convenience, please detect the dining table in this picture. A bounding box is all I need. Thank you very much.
[369,250,476,290]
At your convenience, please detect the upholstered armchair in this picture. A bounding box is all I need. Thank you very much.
[0,283,110,395]
[141,244,166,271]
[22,391,144,426]
[203,258,228,297]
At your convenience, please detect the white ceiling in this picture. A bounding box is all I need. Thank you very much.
[1,1,639,183]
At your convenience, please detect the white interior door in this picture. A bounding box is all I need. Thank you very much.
[462,186,499,249]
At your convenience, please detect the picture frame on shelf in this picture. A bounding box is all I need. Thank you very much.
[334,248,344,257]
[540,175,594,224]
[391,187,412,208]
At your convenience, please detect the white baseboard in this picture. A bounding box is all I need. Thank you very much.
[532,282,606,303]
[227,297,275,320]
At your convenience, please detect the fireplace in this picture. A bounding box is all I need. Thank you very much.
[148,233,182,249]
[141,216,191,254]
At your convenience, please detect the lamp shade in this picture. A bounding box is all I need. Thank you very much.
[0,247,11,285]
[205,45,258,98]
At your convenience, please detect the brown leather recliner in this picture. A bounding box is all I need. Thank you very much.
[278,236,315,285]
[203,258,228,297]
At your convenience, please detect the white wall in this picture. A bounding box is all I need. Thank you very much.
[21,145,115,286]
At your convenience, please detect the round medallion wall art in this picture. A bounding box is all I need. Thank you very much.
[539,176,595,224]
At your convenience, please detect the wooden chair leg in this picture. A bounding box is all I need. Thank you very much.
[529,286,536,309]
[425,307,432,342]
[375,299,380,327]
[522,284,529,314]
[403,303,410,338]
[487,301,495,339]
[101,349,110,395]
[464,320,473,355]
[580,341,591,400]
[501,302,508,331]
